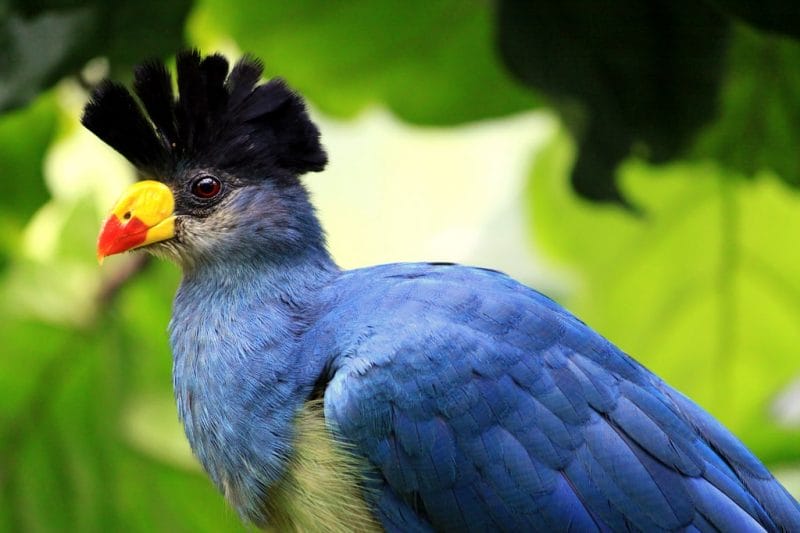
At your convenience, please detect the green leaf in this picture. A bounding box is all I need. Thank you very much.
[0,5,95,111]
[709,0,800,39]
[498,0,729,204]
[189,0,537,125]
[0,0,191,113]
[695,24,800,188]
[0,320,70,433]
[0,93,58,222]
[529,125,800,463]
[0,91,58,271]
[98,0,193,78]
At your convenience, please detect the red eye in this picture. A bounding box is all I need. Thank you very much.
[191,176,221,199]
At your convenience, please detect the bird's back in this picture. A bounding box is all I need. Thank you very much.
[306,262,800,532]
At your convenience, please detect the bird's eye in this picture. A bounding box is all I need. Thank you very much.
[191,175,222,199]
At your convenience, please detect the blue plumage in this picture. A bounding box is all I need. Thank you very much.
[83,52,800,531]
[318,264,800,531]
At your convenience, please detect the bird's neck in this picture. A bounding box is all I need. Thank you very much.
[169,245,339,522]
[180,244,338,299]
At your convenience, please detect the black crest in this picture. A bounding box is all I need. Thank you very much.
[81,50,327,180]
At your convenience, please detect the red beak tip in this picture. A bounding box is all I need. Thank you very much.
[96,215,148,260]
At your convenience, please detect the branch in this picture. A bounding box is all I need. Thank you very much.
[95,254,152,308]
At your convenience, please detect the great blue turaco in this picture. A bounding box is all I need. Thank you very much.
[83,50,800,532]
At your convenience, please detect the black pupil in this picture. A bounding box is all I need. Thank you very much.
[194,177,220,198]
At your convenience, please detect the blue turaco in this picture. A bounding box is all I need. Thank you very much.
[84,51,800,531]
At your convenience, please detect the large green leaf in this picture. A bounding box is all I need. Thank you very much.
[189,0,538,125]
[529,125,800,463]
[0,92,58,271]
[0,0,192,113]
[696,24,800,187]
[709,0,800,39]
[0,4,95,111]
[498,0,729,204]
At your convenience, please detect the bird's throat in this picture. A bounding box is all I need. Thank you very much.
[169,254,339,525]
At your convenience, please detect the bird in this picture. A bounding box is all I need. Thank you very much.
[83,50,800,532]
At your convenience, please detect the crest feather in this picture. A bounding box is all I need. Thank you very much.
[81,80,167,174]
[133,60,177,146]
[81,50,327,180]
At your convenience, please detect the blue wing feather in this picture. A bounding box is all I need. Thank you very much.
[310,263,800,531]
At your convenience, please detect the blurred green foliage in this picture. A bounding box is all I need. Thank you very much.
[530,129,800,463]
[190,0,538,123]
[499,0,728,203]
[1,0,799,531]
[0,0,191,110]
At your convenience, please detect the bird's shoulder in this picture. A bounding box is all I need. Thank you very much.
[315,262,641,387]
[312,261,591,356]
[309,262,800,531]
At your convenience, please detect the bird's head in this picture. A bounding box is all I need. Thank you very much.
[83,50,327,271]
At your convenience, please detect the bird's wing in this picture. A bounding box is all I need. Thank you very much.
[318,264,800,532]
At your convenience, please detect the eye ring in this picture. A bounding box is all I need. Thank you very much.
[191,175,222,199]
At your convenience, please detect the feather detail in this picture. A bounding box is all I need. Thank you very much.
[132,60,177,148]
[82,50,327,180]
[264,400,380,532]
[81,80,167,174]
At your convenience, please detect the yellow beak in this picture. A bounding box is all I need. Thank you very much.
[97,180,176,262]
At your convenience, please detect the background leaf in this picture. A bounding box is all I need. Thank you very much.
[528,126,800,462]
[0,4,95,111]
[0,93,57,270]
[696,24,800,187]
[498,0,729,203]
[709,0,800,39]
[189,0,538,125]
[0,0,191,112]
